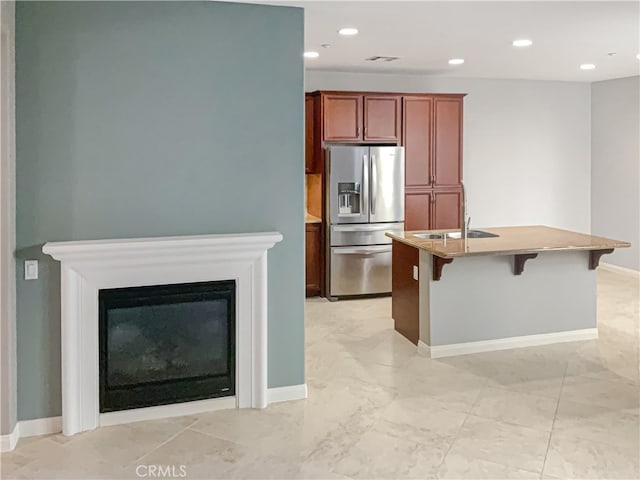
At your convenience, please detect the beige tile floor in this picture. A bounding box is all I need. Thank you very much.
[2,268,639,479]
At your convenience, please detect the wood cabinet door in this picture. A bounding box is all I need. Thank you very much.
[305,95,315,173]
[433,97,462,187]
[323,94,363,142]
[364,95,401,142]
[404,191,432,231]
[432,190,461,230]
[402,96,432,187]
[392,240,420,345]
[305,223,322,297]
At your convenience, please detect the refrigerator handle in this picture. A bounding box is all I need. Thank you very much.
[333,246,392,255]
[371,155,377,215]
[362,154,367,215]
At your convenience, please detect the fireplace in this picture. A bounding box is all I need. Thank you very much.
[99,281,235,412]
[42,232,289,435]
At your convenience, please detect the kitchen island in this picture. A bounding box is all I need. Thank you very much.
[386,226,630,357]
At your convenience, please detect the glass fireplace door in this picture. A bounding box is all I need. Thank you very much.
[99,280,235,412]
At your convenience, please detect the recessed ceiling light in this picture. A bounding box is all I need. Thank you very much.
[303,51,319,59]
[338,27,358,36]
[512,39,533,47]
[580,63,596,70]
[448,58,464,65]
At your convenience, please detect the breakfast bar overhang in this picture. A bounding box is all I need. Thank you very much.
[386,226,631,358]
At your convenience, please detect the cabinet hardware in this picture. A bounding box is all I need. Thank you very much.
[333,224,396,232]
[334,246,392,255]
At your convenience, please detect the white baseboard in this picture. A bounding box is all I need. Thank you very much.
[600,262,640,279]
[1,416,63,452]
[101,384,309,427]
[19,416,62,438]
[100,396,237,428]
[267,383,308,404]
[417,340,431,357]
[421,328,598,359]
[0,423,19,452]
[2,385,309,449]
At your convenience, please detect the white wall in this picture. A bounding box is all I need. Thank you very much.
[591,76,640,271]
[0,0,17,439]
[306,71,592,232]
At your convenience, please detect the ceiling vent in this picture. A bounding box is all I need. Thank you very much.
[365,56,399,62]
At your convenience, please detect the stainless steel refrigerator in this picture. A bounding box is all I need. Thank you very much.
[326,145,405,298]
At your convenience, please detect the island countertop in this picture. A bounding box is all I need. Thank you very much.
[385,225,630,259]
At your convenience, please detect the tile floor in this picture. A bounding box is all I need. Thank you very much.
[2,268,639,479]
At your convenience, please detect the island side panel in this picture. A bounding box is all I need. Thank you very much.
[391,240,420,345]
[421,250,597,347]
[419,250,431,347]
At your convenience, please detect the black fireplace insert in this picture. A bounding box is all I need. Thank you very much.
[99,280,235,412]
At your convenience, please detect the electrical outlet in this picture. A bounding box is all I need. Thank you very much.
[412,265,419,281]
[24,260,38,280]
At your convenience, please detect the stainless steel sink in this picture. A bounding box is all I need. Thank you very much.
[413,233,445,240]
[446,230,499,239]
[413,230,499,240]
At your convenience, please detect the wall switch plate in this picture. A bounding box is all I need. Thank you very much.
[24,260,38,280]
[412,265,419,281]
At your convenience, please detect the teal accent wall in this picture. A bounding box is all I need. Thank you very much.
[15,1,304,420]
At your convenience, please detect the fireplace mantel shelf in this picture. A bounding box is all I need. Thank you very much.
[43,231,283,436]
[43,231,284,263]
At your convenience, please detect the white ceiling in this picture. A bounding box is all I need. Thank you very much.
[228,0,640,82]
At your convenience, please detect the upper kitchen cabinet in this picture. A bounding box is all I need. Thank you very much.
[363,95,401,142]
[402,94,464,188]
[433,96,463,187]
[322,94,363,142]
[320,92,401,143]
[402,96,432,188]
[305,94,316,173]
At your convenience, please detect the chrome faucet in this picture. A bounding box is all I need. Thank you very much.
[460,181,470,246]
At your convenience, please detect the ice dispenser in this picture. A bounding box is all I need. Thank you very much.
[337,182,361,215]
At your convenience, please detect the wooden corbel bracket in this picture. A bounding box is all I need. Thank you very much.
[514,253,538,275]
[432,256,453,281]
[589,249,614,270]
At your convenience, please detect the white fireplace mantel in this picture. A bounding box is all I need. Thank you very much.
[43,231,283,436]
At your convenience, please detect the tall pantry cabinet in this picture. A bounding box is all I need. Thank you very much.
[402,94,464,231]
